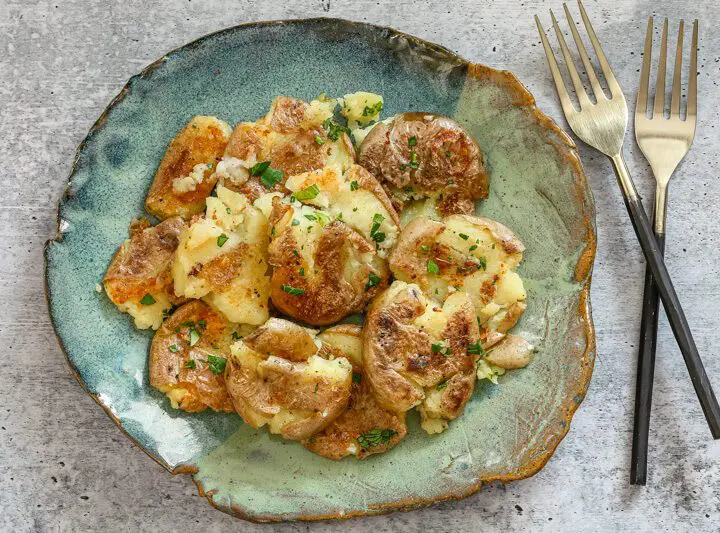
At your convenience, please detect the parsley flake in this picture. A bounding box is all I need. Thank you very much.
[184,359,196,369]
[357,428,396,449]
[140,293,156,306]
[459,233,469,240]
[188,327,200,347]
[427,259,440,274]
[281,284,305,296]
[436,379,449,390]
[408,136,417,146]
[217,233,229,247]
[205,355,227,375]
[467,341,485,356]
[295,184,320,201]
[249,161,270,177]
[169,344,180,353]
[350,181,360,191]
[314,136,325,145]
[366,271,381,290]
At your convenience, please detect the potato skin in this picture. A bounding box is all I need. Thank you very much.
[103,216,187,329]
[359,112,489,216]
[223,96,354,202]
[362,282,479,422]
[145,116,232,220]
[149,300,235,413]
[268,204,389,326]
[225,319,352,440]
[303,325,407,460]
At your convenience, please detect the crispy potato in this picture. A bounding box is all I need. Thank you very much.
[485,334,534,370]
[389,214,527,347]
[283,163,400,258]
[225,318,352,440]
[266,197,390,326]
[149,300,236,412]
[103,216,186,330]
[172,185,271,325]
[302,325,407,460]
[363,281,481,434]
[145,116,232,220]
[359,112,488,216]
[217,96,355,202]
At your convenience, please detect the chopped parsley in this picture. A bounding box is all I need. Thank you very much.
[427,259,440,274]
[292,249,300,258]
[217,233,229,247]
[408,136,417,147]
[281,284,305,296]
[447,179,455,185]
[184,359,197,369]
[315,211,330,226]
[357,428,396,449]
[169,344,180,353]
[299,267,305,277]
[323,118,351,141]
[436,379,449,390]
[260,167,284,189]
[140,293,156,306]
[478,256,487,270]
[432,341,452,356]
[409,150,420,169]
[231,331,242,341]
[350,180,360,191]
[361,101,383,116]
[249,161,270,177]
[304,214,317,221]
[197,320,207,330]
[295,184,320,201]
[467,341,485,356]
[205,355,227,375]
[188,326,200,347]
[420,244,430,253]
[226,207,231,214]
[314,136,325,145]
[469,244,478,251]
[352,373,362,384]
[459,233,469,240]
[370,213,386,243]
[366,271,381,290]
[445,150,452,158]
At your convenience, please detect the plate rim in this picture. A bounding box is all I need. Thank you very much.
[44,16,597,523]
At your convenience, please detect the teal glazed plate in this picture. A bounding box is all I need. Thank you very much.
[45,19,596,522]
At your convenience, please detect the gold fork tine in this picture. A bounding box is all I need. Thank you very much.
[687,20,698,119]
[550,9,591,108]
[653,19,669,118]
[637,17,653,118]
[563,3,604,101]
[576,0,622,97]
[535,16,576,117]
[670,20,685,117]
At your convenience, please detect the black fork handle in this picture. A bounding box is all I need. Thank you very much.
[612,154,720,440]
[630,228,665,486]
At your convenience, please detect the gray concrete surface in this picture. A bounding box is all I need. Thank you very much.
[2,0,719,531]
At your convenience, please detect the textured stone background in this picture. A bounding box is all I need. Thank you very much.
[2,0,719,531]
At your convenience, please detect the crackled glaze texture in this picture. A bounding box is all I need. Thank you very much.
[45,19,595,522]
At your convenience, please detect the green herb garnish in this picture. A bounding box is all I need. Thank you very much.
[217,233,229,247]
[314,136,325,145]
[350,181,360,191]
[357,428,396,449]
[467,341,485,356]
[420,244,430,253]
[352,373,362,384]
[408,136,417,147]
[169,344,180,353]
[436,379,449,390]
[291,218,300,226]
[281,284,305,296]
[184,359,196,369]
[478,256,487,270]
[260,167,284,189]
[469,244,478,251]
[295,184,320,201]
[366,272,381,290]
[249,161,270,177]
[361,101,383,116]
[370,213,386,243]
[140,293,156,306]
[427,259,440,274]
[188,327,200,347]
[459,233,469,240]
[205,355,227,375]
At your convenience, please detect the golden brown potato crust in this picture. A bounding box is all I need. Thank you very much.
[103,216,186,306]
[223,97,354,202]
[359,112,488,216]
[268,204,389,326]
[145,116,231,220]
[363,283,480,420]
[225,319,352,440]
[149,300,235,413]
[303,326,407,460]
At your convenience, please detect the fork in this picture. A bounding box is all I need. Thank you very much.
[631,18,699,485]
[535,2,720,438]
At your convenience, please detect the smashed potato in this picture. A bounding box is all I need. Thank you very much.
[359,112,488,216]
[149,300,235,412]
[171,185,271,325]
[225,318,352,440]
[217,96,355,202]
[389,214,527,347]
[302,325,407,459]
[363,281,481,434]
[145,116,232,220]
[103,217,186,330]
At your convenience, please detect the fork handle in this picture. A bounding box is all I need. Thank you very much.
[630,228,664,486]
[611,154,720,439]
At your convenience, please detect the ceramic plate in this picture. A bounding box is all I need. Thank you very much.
[45,18,596,522]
